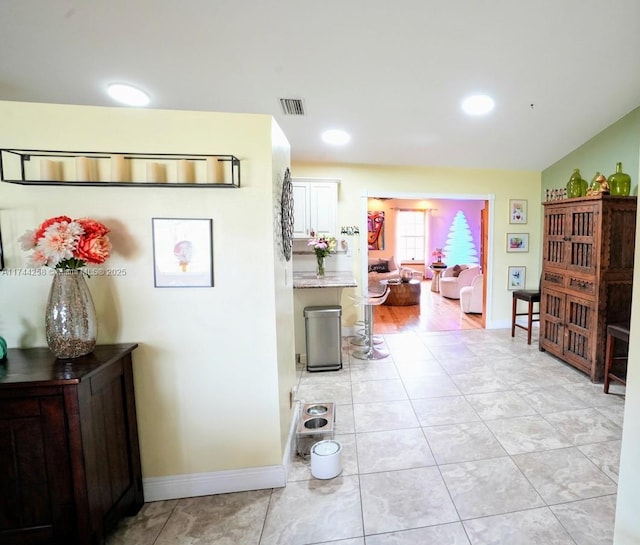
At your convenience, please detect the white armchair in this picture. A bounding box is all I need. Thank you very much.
[439,265,481,299]
[460,274,483,313]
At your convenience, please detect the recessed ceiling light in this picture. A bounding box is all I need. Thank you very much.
[321,129,351,145]
[107,83,150,107]
[461,94,495,116]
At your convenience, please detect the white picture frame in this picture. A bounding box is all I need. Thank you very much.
[506,233,529,253]
[508,266,526,290]
[509,199,528,224]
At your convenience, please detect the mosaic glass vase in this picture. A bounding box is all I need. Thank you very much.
[46,269,97,358]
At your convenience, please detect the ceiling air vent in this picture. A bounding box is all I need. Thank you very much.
[279,98,306,116]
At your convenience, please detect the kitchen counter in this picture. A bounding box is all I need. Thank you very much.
[293,271,358,289]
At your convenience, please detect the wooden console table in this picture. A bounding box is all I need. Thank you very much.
[0,343,143,545]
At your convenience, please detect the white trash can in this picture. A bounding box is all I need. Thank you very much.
[310,440,342,479]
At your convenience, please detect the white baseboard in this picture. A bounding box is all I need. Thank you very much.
[143,465,286,502]
[486,318,511,329]
[143,402,301,502]
[487,319,540,330]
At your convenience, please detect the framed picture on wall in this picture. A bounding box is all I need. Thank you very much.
[152,218,214,287]
[508,266,526,290]
[509,199,527,224]
[506,233,529,252]
[368,210,385,250]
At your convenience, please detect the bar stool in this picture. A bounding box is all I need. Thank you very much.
[348,295,384,347]
[604,323,630,393]
[511,288,540,345]
[352,288,390,360]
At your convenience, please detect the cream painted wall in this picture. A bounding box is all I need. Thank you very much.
[292,162,542,328]
[0,102,296,489]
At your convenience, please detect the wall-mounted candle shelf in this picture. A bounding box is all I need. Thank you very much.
[0,149,241,188]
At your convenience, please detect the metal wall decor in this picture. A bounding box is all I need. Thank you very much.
[281,167,294,261]
[0,148,241,188]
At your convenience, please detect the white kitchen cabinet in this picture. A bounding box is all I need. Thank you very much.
[292,178,339,238]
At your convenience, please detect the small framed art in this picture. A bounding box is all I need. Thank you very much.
[506,233,529,252]
[509,199,527,224]
[152,218,214,287]
[508,266,526,290]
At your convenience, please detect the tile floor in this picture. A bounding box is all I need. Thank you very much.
[107,328,626,545]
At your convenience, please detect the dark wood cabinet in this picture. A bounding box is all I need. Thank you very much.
[0,344,143,544]
[540,195,636,381]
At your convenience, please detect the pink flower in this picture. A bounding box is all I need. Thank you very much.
[27,247,49,267]
[19,229,37,250]
[20,216,111,269]
[308,236,337,258]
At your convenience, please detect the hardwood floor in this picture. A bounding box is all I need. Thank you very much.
[373,280,483,334]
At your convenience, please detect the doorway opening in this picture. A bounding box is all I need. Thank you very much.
[363,192,492,334]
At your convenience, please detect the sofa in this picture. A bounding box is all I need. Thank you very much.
[460,273,483,313]
[439,264,481,299]
[368,256,421,283]
[368,256,401,282]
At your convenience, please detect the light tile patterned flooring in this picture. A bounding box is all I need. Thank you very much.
[107,328,626,545]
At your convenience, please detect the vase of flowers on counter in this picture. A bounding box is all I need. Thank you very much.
[308,235,337,277]
[20,215,111,358]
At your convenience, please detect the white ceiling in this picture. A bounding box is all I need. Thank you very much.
[1,0,640,172]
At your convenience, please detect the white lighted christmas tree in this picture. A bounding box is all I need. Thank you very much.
[443,211,479,265]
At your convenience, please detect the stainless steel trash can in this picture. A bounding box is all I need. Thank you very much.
[304,305,342,372]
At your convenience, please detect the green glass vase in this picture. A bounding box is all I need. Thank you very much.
[608,162,631,196]
[566,168,584,198]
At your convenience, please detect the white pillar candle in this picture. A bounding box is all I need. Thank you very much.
[146,162,166,183]
[40,159,59,181]
[207,157,225,184]
[76,156,93,181]
[111,154,128,182]
[177,159,194,183]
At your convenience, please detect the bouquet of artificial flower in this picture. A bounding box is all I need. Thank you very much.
[431,248,446,262]
[20,215,111,269]
[308,235,337,258]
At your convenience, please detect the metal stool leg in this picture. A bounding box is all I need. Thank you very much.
[350,306,383,346]
[352,304,389,360]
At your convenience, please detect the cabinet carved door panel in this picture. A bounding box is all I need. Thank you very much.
[566,205,598,275]
[563,294,595,372]
[543,208,567,269]
[543,203,598,275]
[540,289,564,354]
